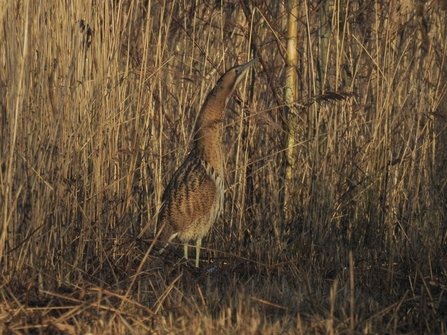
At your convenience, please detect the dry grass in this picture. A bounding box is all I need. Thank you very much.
[1,0,447,334]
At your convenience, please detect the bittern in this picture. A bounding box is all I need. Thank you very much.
[157,58,256,267]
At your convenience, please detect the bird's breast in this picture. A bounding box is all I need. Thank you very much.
[201,159,224,224]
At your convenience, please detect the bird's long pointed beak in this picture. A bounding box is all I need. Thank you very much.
[237,57,258,74]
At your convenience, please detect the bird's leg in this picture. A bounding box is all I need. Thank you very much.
[183,243,189,262]
[195,238,202,268]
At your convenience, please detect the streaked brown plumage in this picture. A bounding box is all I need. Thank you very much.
[158,58,256,267]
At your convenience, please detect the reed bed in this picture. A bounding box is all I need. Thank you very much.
[1,0,447,333]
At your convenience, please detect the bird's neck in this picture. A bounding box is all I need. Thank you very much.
[193,89,230,176]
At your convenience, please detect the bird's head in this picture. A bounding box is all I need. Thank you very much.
[216,58,257,94]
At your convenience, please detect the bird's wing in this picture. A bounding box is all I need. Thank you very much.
[159,155,217,234]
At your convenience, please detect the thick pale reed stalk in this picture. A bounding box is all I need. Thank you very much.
[284,0,299,222]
